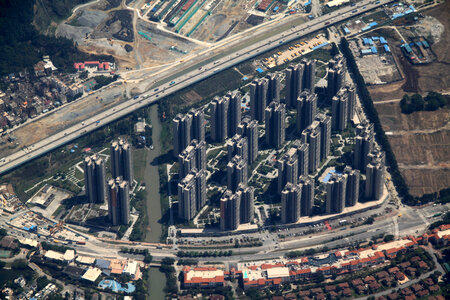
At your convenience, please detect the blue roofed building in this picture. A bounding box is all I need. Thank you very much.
[402,44,413,53]
[379,37,387,44]
[384,45,390,52]
[371,46,377,54]
[256,68,264,73]
[95,259,111,275]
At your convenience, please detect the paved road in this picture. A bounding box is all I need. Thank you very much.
[0,0,393,175]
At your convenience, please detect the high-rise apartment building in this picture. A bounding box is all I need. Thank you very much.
[220,190,240,231]
[227,155,248,192]
[365,148,385,200]
[297,90,317,132]
[237,117,259,165]
[295,142,309,176]
[281,183,301,224]
[173,113,192,157]
[107,177,130,226]
[343,166,360,207]
[327,54,346,99]
[225,91,242,136]
[340,84,356,122]
[285,63,304,108]
[299,175,314,216]
[179,139,206,178]
[111,138,133,184]
[326,173,347,214]
[178,169,206,221]
[302,122,321,173]
[189,108,206,143]
[303,59,316,92]
[210,96,229,142]
[265,102,286,148]
[314,113,331,162]
[250,78,269,122]
[354,121,374,172]
[331,93,348,131]
[237,184,254,224]
[84,154,106,204]
[220,184,254,231]
[227,134,249,163]
[277,148,298,193]
[266,72,281,104]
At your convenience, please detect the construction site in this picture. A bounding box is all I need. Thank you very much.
[367,1,450,197]
[27,185,74,219]
[7,211,87,244]
[348,35,402,85]
[146,0,302,41]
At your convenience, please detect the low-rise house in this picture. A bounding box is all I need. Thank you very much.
[183,267,225,289]
[81,267,102,283]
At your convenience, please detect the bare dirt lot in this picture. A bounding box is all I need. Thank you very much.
[369,1,450,197]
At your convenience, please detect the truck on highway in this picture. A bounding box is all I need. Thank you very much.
[134,95,139,99]
[170,81,176,86]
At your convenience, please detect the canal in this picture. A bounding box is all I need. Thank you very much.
[144,104,163,243]
[143,105,166,298]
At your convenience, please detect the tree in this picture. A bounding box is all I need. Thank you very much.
[144,254,152,264]
[12,259,28,270]
[425,98,440,111]
[384,234,395,242]
[411,94,424,111]
[365,216,375,225]
[36,276,50,290]
[161,257,175,265]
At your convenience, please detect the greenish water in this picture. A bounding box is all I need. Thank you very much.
[144,104,163,243]
[148,267,166,300]
[0,249,11,258]
[143,105,167,299]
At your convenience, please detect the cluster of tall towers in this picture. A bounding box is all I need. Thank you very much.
[210,91,242,142]
[83,138,133,226]
[172,108,205,157]
[280,176,315,224]
[172,108,208,221]
[169,54,387,229]
[353,121,386,200]
[327,54,356,131]
[326,166,360,214]
[220,184,254,231]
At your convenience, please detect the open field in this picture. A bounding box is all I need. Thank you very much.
[368,1,450,197]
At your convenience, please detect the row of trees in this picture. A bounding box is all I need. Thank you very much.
[340,38,413,203]
[400,92,448,114]
[176,250,233,257]
[159,258,177,294]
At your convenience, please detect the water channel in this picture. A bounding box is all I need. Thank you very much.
[143,104,166,299]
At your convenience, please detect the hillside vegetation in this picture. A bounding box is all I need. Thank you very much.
[33,0,90,33]
[0,0,112,75]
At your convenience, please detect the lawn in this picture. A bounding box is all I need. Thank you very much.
[133,148,148,182]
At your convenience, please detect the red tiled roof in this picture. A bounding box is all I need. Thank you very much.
[261,263,285,269]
